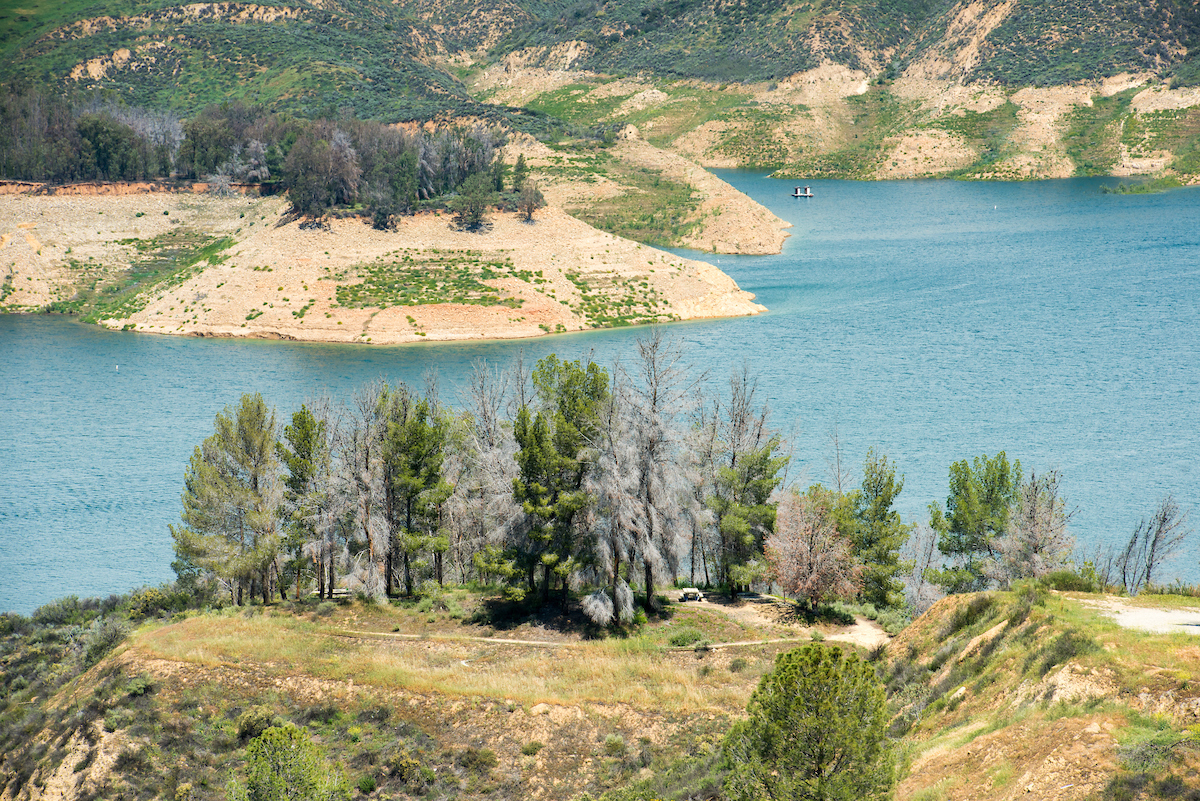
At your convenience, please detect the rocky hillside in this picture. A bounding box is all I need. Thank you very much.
[1,587,1197,801]
[4,0,1200,183]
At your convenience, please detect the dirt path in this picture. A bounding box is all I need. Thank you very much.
[682,595,891,650]
[1079,597,1200,635]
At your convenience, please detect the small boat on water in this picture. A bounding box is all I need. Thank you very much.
[793,186,814,198]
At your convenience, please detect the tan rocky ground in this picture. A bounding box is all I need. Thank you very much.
[0,189,768,344]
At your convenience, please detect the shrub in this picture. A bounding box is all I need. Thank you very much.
[604,734,626,757]
[1041,569,1097,593]
[125,675,154,697]
[82,618,129,666]
[729,658,748,673]
[127,586,188,620]
[669,627,706,647]
[33,596,86,627]
[236,707,282,741]
[521,741,544,756]
[457,746,497,773]
[357,774,376,793]
[316,602,337,617]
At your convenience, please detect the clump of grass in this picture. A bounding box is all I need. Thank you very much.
[604,734,626,757]
[521,741,544,756]
[669,627,706,647]
[457,746,497,773]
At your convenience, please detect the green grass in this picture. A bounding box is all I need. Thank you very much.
[563,268,677,328]
[50,230,235,323]
[775,88,911,179]
[1062,88,1139,176]
[564,165,701,247]
[332,249,523,310]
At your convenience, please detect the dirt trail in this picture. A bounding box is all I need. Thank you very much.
[1079,597,1200,635]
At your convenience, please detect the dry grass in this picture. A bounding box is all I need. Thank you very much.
[131,603,781,713]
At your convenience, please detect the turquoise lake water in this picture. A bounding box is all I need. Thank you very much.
[2,174,1197,614]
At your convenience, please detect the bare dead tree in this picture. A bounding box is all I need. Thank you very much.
[621,331,704,611]
[826,421,852,495]
[585,384,639,623]
[901,521,944,615]
[444,359,519,584]
[1118,494,1193,594]
[344,381,389,597]
[988,469,1076,588]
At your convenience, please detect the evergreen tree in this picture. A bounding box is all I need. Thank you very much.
[511,153,528,193]
[276,405,327,600]
[381,386,453,596]
[171,393,281,605]
[511,355,608,607]
[723,645,894,801]
[928,451,1022,593]
[852,449,912,607]
[451,172,495,230]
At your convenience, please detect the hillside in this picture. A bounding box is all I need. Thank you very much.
[1,588,1197,801]
[4,0,1200,189]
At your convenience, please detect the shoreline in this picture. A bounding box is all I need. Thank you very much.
[0,194,767,345]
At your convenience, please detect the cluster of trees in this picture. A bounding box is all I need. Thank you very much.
[171,336,802,619]
[0,87,533,227]
[170,333,1193,617]
[0,86,179,182]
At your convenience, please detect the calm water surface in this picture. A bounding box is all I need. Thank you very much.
[2,175,1197,614]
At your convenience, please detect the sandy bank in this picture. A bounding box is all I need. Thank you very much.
[0,193,765,345]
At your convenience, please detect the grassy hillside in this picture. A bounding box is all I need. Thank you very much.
[0,0,512,122]
[2,585,1198,801]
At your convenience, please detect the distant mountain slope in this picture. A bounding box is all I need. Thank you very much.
[1,1,494,120]
[4,0,1199,120]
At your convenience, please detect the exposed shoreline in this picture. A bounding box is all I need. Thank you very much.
[0,191,769,345]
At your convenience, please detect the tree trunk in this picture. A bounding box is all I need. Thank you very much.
[541,562,551,607]
[611,552,621,611]
[386,547,394,597]
[644,560,657,613]
[316,553,325,599]
[435,552,443,586]
[403,550,413,597]
[328,557,336,600]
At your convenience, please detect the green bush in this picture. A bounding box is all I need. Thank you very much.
[236,707,283,741]
[125,675,154,697]
[82,618,129,666]
[604,734,627,757]
[457,746,497,773]
[669,627,706,647]
[127,586,189,620]
[521,741,545,756]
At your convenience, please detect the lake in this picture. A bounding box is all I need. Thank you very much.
[2,174,1197,615]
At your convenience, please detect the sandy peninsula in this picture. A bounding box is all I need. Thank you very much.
[0,191,768,344]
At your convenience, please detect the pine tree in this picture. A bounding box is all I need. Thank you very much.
[723,645,894,801]
[171,393,281,605]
